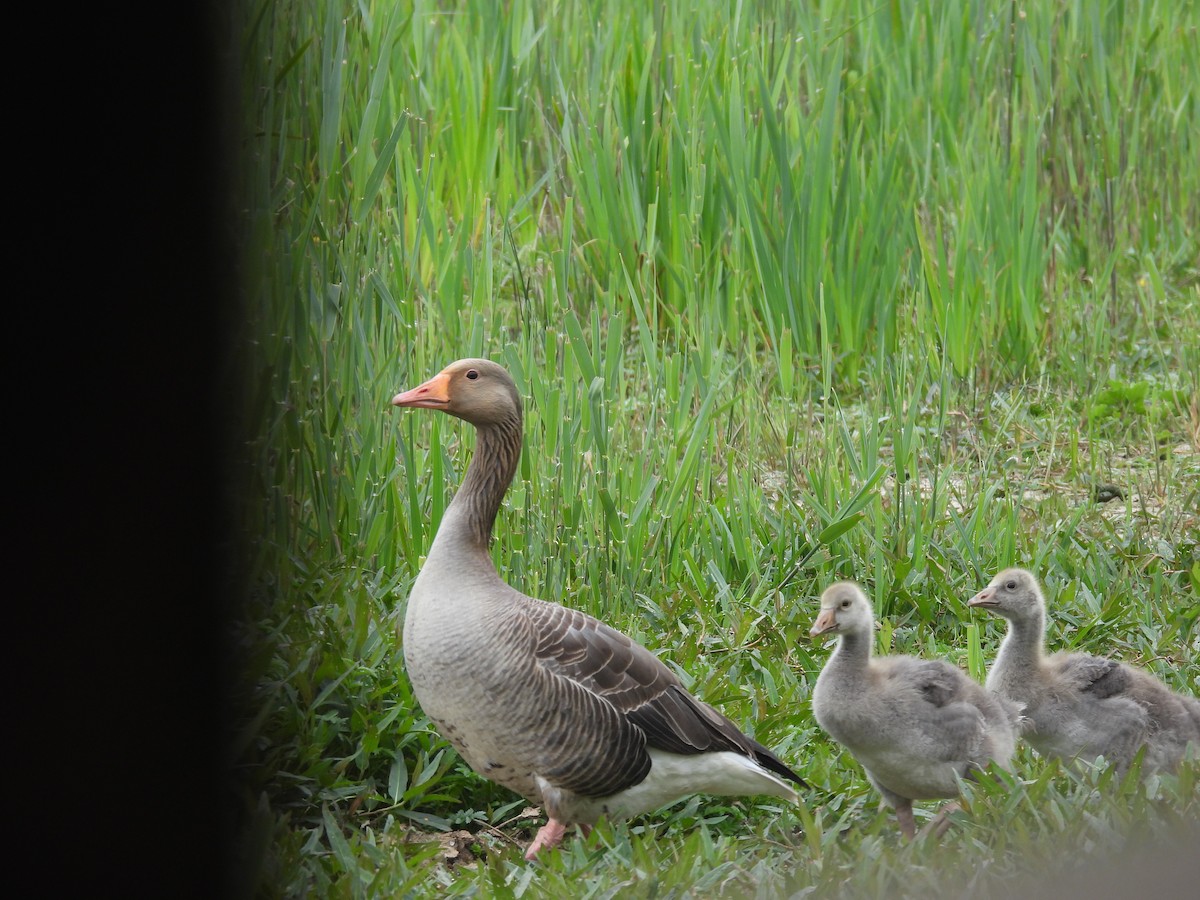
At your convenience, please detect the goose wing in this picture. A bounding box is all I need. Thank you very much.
[524,598,805,790]
[886,658,988,762]
[1059,655,1131,698]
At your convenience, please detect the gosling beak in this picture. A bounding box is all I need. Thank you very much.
[967,587,997,608]
[392,371,452,409]
[810,608,839,637]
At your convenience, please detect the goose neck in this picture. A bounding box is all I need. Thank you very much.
[438,412,523,554]
[997,608,1046,670]
[828,628,872,675]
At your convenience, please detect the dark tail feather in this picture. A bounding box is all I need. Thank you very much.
[749,738,809,789]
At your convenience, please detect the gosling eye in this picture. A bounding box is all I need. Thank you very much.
[840,599,851,609]
[466,369,479,380]
[1005,580,1017,591]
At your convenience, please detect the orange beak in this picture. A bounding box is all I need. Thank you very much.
[967,587,997,608]
[391,371,452,409]
[810,609,838,637]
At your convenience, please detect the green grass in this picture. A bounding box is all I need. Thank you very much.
[228,0,1200,896]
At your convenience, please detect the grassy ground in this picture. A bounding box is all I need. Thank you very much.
[227,0,1199,896]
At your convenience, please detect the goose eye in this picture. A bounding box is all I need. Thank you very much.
[466,369,479,380]
[840,599,851,609]
[1005,580,1017,590]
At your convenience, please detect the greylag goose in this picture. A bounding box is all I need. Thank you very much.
[391,358,806,860]
[969,567,1200,774]
[810,581,1022,839]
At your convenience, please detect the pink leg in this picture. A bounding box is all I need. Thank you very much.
[919,801,960,839]
[524,818,569,861]
[895,801,916,840]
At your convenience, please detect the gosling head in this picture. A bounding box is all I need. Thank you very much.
[391,358,521,427]
[810,581,874,640]
[967,567,1046,622]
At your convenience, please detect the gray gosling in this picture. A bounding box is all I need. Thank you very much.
[811,581,1023,839]
[969,567,1200,775]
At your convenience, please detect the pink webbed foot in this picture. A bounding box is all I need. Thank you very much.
[524,818,569,861]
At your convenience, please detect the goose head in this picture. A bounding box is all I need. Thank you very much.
[391,358,521,426]
[810,581,874,640]
[967,568,1045,622]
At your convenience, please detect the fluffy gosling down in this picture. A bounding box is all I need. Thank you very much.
[810,582,1024,839]
[969,567,1200,774]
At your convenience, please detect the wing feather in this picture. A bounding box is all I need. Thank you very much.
[524,599,806,792]
[885,658,990,762]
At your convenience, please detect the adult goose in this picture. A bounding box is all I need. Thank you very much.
[392,358,806,860]
[969,567,1200,774]
[810,582,1023,839]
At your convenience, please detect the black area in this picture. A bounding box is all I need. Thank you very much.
[33,3,249,896]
